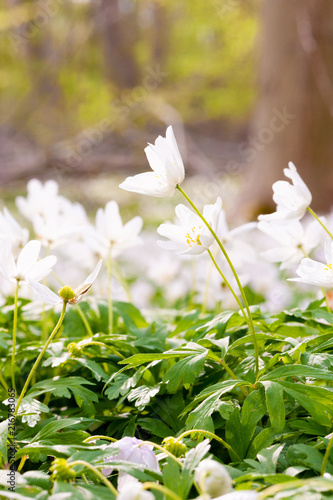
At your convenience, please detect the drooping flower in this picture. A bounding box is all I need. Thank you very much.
[289,239,333,288]
[102,436,160,491]
[29,260,102,304]
[119,126,185,197]
[0,207,29,248]
[194,458,232,497]
[0,240,56,285]
[258,218,323,270]
[83,201,143,259]
[258,162,312,223]
[117,483,154,500]
[157,197,222,255]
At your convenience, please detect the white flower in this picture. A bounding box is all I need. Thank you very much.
[29,260,102,304]
[16,179,60,221]
[289,239,333,288]
[102,436,160,491]
[258,219,323,270]
[213,491,258,500]
[0,240,56,285]
[157,197,222,255]
[195,458,232,497]
[117,483,154,500]
[258,162,312,223]
[119,126,185,197]
[0,207,29,248]
[83,201,143,259]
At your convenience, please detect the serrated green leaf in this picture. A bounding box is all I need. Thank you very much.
[260,365,333,382]
[262,381,285,431]
[163,351,208,392]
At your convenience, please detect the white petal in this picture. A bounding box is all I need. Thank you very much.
[29,280,61,305]
[16,240,41,277]
[0,240,16,281]
[82,259,103,285]
[28,255,57,281]
[119,172,175,197]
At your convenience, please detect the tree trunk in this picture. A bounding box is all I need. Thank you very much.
[240,0,333,217]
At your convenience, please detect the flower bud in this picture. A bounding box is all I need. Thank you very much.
[162,436,187,457]
[195,458,232,497]
[59,285,75,302]
[50,458,76,482]
[67,342,82,357]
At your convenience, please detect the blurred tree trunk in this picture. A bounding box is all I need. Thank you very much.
[94,0,139,89]
[241,0,333,216]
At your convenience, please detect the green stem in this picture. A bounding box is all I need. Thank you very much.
[69,460,118,495]
[217,359,249,396]
[83,435,117,443]
[307,207,333,240]
[139,440,183,466]
[142,482,182,500]
[11,279,20,393]
[321,433,333,475]
[177,186,259,377]
[202,255,214,314]
[112,262,132,302]
[14,301,67,416]
[76,304,94,337]
[207,249,247,319]
[0,369,8,391]
[177,429,242,461]
[107,249,113,335]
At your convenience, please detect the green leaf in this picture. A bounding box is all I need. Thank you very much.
[286,444,333,474]
[262,381,285,431]
[260,364,333,382]
[113,301,148,328]
[0,419,8,465]
[30,418,86,443]
[163,350,208,392]
[127,384,160,410]
[137,418,174,438]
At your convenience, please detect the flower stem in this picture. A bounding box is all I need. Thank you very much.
[207,249,247,319]
[142,482,182,500]
[83,435,117,443]
[107,249,113,335]
[139,440,183,466]
[69,460,118,495]
[176,186,259,377]
[14,301,67,416]
[176,429,242,461]
[216,359,249,396]
[11,279,20,393]
[307,207,333,240]
[321,433,333,475]
[75,304,93,337]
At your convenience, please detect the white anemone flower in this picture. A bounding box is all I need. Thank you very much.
[289,239,333,288]
[0,207,29,248]
[119,125,185,197]
[0,240,56,285]
[29,259,102,304]
[117,483,154,500]
[258,162,312,223]
[16,179,60,221]
[157,197,222,255]
[258,219,323,270]
[83,201,143,259]
[194,458,232,497]
[102,437,160,491]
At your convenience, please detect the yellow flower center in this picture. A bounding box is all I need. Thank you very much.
[325,263,332,271]
[186,226,202,247]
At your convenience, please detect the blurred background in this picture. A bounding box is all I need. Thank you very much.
[1,0,333,216]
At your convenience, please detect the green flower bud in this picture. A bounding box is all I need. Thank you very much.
[162,436,187,457]
[59,286,75,302]
[50,458,76,482]
[67,342,82,358]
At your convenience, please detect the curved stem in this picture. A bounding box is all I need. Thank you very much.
[76,304,94,337]
[11,279,20,393]
[142,482,182,500]
[107,249,113,335]
[308,207,333,240]
[207,249,247,319]
[14,301,67,416]
[216,359,248,396]
[177,186,259,377]
[139,440,182,466]
[83,435,117,443]
[321,433,333,475]
[176,429,241,461]
[69,460,118,495]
